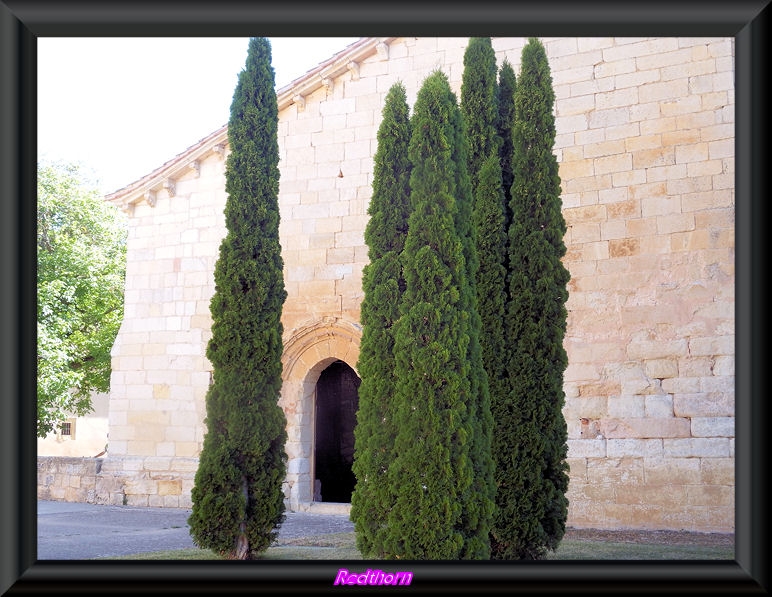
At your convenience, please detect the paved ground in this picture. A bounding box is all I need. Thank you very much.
[38,500,733,560]
[37,500,354,560]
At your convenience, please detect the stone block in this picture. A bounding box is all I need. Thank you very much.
[616,483,689,507]
[603,39,679,63]
[690,417,734,438]
[700,457,734,485]
[607,438,663,458]
[685,484,733,507]
[643,358,679,379]
[616,69,661,89]
[660,95,703,117]
[632,147,676,170]
[611,169,647,188]
[663,437,731,458]
[607,395,645,418]
[125,495,149,507]
[606,199,640,220]
[143,457,172,472]
[587,457,645,485]
[567,439,607,458]
[175,442,200,458]
[599,417,691,439]
[163,495,181,508]
[594,153,633,176]
[644,394,674,418]
[642,456,701,485]
[608,238,640,257]
[673,392,734,417]
[687,158,724,178]
[157,479,182,496]
[148,494,165,507]
[627,338,689,361]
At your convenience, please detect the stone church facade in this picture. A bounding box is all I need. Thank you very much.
[98,37,735,532]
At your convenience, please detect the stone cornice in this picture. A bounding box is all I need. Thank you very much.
[105,37,395,213]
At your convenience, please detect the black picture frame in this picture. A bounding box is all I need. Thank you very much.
[2,1,767,594]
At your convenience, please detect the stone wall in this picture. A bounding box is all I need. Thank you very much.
[99,37,735,532]
[38,457,104,503]
[548,36,735,532]
[38,456,197,508]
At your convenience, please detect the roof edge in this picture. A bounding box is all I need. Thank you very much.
[106,37,395,211]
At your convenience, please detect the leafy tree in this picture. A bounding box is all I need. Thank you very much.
[493,37,570,560]
[385,70,491,559]
[351,82,412,558]
[37,162,126,438]
[188,37,288,560]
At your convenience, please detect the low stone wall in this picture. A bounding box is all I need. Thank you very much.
[97,456,198,508]
[39,453,733,533]
[37,456,104,503]
[37,455,198,508]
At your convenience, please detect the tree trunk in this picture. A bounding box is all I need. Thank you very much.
[234,476,249,559]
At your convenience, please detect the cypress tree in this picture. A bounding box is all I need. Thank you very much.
[487,53,518,561]
[351,82,412,559]
[188,37,288,560]
[472,153,508,557]
[493,37,570,560]
[460,37,500,194]
[455,47,498,559]
[385,70,480,559]
[496,59,517,234]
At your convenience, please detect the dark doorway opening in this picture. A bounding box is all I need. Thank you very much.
[314,360,360,503]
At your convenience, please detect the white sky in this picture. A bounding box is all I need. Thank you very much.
[37,37,361,195]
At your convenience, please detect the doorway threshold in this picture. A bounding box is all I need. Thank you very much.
[294,501,351,516]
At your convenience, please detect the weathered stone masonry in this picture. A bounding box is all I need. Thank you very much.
[53,37,733,532]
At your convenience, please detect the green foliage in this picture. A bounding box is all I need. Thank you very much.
[351,83,412,558]
[456,45,498,558]
[461,37,500,195]
[384,71,491,559]
[496,59,517,233]
[471,157,508,533]
[188,37,288,560]
[493,38,570,560]
[37,162,127,437]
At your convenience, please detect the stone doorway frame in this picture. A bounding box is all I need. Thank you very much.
[279,317,361,511]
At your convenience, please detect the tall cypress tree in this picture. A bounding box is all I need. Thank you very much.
[385,70,482,559]
[460,38,507,387]
[496,59,517,235]
[455,45,498,559]
[351,82,412,559]
[188,37,288,560]
[487,53,519,560]
[471,153,508,557]
[461,37,500,195]
[494,37,570,560]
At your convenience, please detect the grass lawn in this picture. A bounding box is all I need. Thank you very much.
[103,531,733,561]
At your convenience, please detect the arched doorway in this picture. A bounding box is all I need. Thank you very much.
[314,360,360,503]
